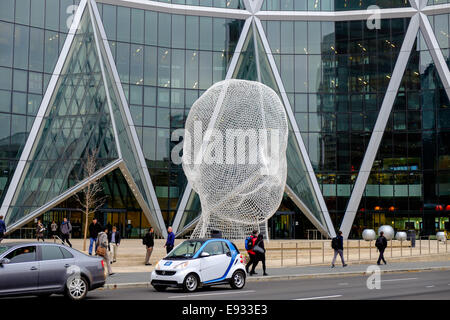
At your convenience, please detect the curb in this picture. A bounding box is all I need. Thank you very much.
[101,265,450,290]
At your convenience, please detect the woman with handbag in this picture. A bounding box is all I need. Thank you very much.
[250,233,268,276]
[96,227,114,276]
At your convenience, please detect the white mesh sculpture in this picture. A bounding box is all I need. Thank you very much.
[182,79,288,239]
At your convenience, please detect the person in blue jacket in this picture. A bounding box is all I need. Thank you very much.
[164,226,175,254]
[0,215,6,243]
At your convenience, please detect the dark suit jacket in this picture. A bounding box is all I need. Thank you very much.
[108,231,121,244]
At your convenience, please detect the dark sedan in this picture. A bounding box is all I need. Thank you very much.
[0,242,105,300]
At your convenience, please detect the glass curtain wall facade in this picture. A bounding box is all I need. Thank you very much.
[0,0,449,239]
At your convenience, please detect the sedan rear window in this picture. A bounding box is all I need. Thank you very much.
[41,245,64,261]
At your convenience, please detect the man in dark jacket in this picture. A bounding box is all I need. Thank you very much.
[143,227,154,265]
[0,215,6,243]
[88,218,103,255]
[331,230,347,268]
[164,226,175,254]
[376,231,388,265]
[60,217,73,247]
[108,226,121,263]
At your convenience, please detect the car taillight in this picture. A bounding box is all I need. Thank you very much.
[101,260,105,269]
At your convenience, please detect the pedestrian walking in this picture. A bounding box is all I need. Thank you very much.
[250,233,268,276]
[96,227,113,276]
[36,220,45,242]
[245,230,258,275]
[143,227,155,265]
[164,226,175,254]
[0,215,6,243]
[50,221,58,242]
[88,218,103,255]
[331,230,347,268]
[376,231,388,265]
[108,226,121,263]
[60,218,73,247]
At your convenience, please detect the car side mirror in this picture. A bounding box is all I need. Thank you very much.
[200,252,210,258]
[0,258,10,265]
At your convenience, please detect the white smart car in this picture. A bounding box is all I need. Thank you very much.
[150,238,246,292]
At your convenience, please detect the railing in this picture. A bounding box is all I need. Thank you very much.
[245,238,450,267]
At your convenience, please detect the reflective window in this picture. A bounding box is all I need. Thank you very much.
[117,7,131,42]
[202,241,224,256]
[41,245,64,261]
[0,22,14,67]
[5,246,36,263]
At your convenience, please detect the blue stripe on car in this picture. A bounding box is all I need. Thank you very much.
[202,240,239,284]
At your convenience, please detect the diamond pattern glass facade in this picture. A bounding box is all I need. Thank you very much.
[1,0,450,239]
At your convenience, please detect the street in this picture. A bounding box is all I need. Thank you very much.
[3,269,450,300]
[90,269,450,300]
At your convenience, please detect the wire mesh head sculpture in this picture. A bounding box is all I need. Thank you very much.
[182,79,288,239]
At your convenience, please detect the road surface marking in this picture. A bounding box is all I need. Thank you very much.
[168,290,255,299]
[338,283,349,286]
[381,278,417,282]
[294,295,342,300]
[426,285,435,288]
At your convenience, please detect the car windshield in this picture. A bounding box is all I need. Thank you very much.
[166,241,203,260]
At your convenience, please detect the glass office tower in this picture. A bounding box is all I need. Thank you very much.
[0,0,449,239]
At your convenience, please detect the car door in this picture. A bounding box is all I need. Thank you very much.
[200,241,232,282]
[0,245,39,294]
[38,245,75,291]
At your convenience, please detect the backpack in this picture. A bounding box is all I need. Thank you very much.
[331,237,339,250]
[245,236,254,250]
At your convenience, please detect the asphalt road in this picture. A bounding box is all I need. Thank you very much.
[89,269,450,300]
[2,269,450,301]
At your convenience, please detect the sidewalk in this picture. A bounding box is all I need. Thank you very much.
[103,258,450,289]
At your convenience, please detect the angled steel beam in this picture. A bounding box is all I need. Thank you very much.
[340,14,420,239]
[419,12,450,100]
[0,0,88,220]
[172,17,253,234]
[96,0,251,19]
[285,185,330,238]
[256,7,417,21]
[422,3,450,15]
[4,159,123,235]
[254,17,336,238]
[90,0,168,238]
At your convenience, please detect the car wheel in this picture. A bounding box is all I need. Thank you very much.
[65,276,88,301]
[183,273,199,292]
[230,270,246,289]
[153,285,167,292]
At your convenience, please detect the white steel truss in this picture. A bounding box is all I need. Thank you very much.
[340,0,450,238]
[4,0,450,239]
[1,0,167,237]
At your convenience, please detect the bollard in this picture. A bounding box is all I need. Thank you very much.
[322,241,325,263]
[447,237,448,253]
[400,239,402,257]
[296,242,298,266]
[391,240,393,258]
[420,238,421,255]
[369,240,372,260]
[358,240,361,261]
[347,240,349,262]
[281,243,283,267]
[309,241,312,264]
[438,239,439,254]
